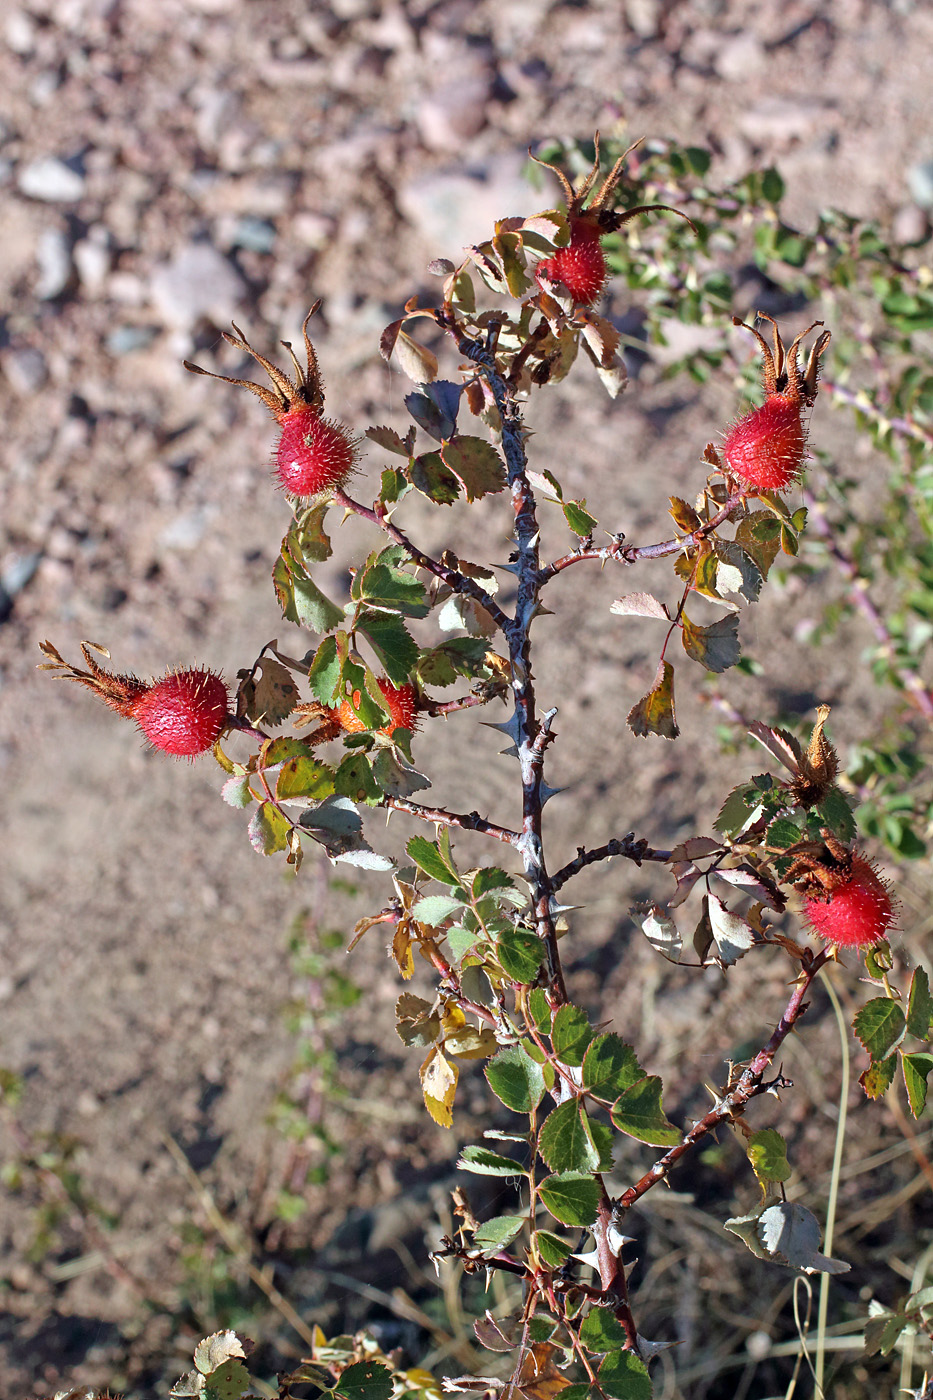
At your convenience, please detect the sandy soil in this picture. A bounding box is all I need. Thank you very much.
[2,1,933,1395]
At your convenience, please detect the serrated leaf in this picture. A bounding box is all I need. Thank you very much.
[627,659,678,740]
[473,1213,525,1256]
[597,1351,652,1400]
[757,1202,850,1275]
[537,1100,601,1174]
[714,785,760,838]
[534,1230,572,1268]
[333,1360,394,1400]
[359,560,429,618]
[194,1332,247,1375]
[902,1052,933,1117]
[395,330,438,384]
[669,495,701,531]
[421,1045,458,1128]
[247,802,291,855]
[308,634,342,703]
[273,549,344,633]
[242,657,299,725]
[404,381,462,441]
[551,1005,594,1067]
[171,1372,205,1397]
[747,1128,791,1188]
[370,748,431,798]
[496,927,545,983]
[610,592,669,621]
[562,500,597,537]
[222,774,254,809]
[411,450,461,504]
[713,541,763,602]
[635,904,682,962]
[766,816,805,850]
[276,755,335,805]
[485,1044,546,1112]
[396,992,440,1048]
[814,787,856,842]
[205,1359,251,1400]
[458,1144,522,1176]
[407,836,461,887]
[907,967,933,1039]
[582,1034,642,1101]
[706,894,755,966]
[681,611,741,673]
[366,425,412,456]
[441,436,507,502]
[356,610,420,685]
[335,752,381,804]
[413,894,466,925]
[860,1052,898,1099]
[610,1076,680,1147]
[852,998,906,1062]
[538,1171,600,1227]
[579,1306,628,1353]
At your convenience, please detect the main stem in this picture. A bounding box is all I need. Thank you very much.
[451,320,568,1007]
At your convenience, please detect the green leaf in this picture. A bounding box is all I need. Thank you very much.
[907,967,933,1039]
[359,556,430,618]
[766,816,805,850]
[356,610,419,685]
[308,635,342,703]
[597,1350,652,1399]
[406,835,461,887]
[440,436,507,502]
[902,1052,933,1117]
[485,1044,546,1112]
[457,1144,522,1176]
[367,424,413,457]
[681,611,741,673]
[627,659,679,740]
[334,752,381,804]
[713,541,763,603]
[473,1213,525,1256]
[333,1361,394,1400]
[860,1052,898,1099]
[273,549,344,632]
[276,755,335,805]
[579,1306,628,1353]
[411,450,461,504]
[538,1171,600,1227]
[247,802,290,856]
[206,1359,251,1400]
[222,774,254,809]
[562,499,597,537]
[852,998,906,1062]
[538,1100,601,1174]
[528,988,551,1033]
[814,787,856,842]
[761,167,785,204]
[715,785,760,838]
[473,867,515,897]
[747,1128,791,1187]
[582,1034,642,1101]
[611,1076,680,1147]
[552,1005,594,1067]
[496,927,545,983]
[534,1229,572,1268]
[412,894,466,925]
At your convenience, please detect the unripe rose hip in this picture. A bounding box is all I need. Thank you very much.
[337,678,419,736]
[803,854,896,948]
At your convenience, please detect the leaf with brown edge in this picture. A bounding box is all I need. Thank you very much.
[680,611,741,673]
[516,1342,574,1400]
[441,436,507,502]
[627,660,679,740]
[669,496,701,532]
[420,1045,458,1127]
[610,592,670,621]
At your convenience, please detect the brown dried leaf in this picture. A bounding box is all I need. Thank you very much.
[627,660,679,740]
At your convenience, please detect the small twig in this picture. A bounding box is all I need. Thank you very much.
[614,949,829,1212]
[383,794,520,846]
[422,692,492,717]
[549,836,673,894]
[333,486,509,632]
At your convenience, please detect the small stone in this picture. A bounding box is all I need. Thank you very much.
[106,324,158,355]
[149,241,246,330]
[5,8,36,54]
[714,31,765,81]
[2,344,48,393]
[74,226,112,292]
[892,203,929,244]
[231,215,276,254]
[36,225,73,298]
[907,159,933,210]
[17,155,86,202]
[625,0,661,37]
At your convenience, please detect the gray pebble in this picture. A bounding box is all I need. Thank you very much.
[17,156,86,202]
[106,325,159,356]
[907,160,933,210]
[2,344,49,393]
[149,241,246,330]
[36,225,74,298]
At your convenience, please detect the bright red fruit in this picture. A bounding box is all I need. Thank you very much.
[276,406,356,497]
[338,678,418,736]
[804,854,896,948]
[536,221,607,306]
[131,669,230,758]
[723,394,807,491]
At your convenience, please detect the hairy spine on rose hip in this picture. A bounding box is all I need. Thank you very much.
[536,219,607,306]
[131,669,230,758]
[803,854,896,948]
[337,678,419,736]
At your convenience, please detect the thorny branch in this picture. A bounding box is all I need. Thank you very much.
[383,795,520,846]
[548,835,674,894]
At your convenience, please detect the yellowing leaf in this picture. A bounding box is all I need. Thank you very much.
[681,610,741,673]
[421,1046,458,1127]
[627,660,679,740]
[392,919,415,979]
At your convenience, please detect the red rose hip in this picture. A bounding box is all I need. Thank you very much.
[132,669,230,757]
[804,854,896,948]
[337,678,418,736]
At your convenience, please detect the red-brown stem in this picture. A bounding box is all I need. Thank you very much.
[538,493,748,582]
[383,794,520,846]
[332,486,510,632]
[802,489,933,719]
[422,693,490,717]
[615,948,829,1212]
